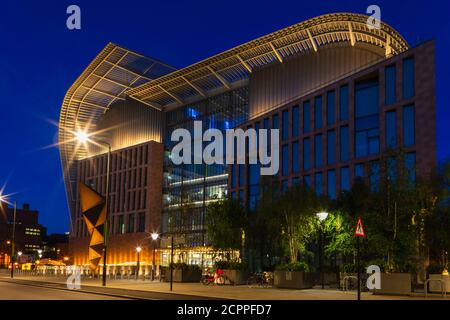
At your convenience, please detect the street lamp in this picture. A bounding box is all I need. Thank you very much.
[150,232,159,281]
[316,211,329,289]
[37,249,43,259]
[75,130,111,287]
[0,194,17,279]
[136,247,142,280]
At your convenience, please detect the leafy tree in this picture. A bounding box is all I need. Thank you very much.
[205,198,246,256]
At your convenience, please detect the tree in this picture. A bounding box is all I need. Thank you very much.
[205,198,246,257]
[276,184,321,263]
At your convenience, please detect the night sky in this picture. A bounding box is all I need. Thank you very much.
[0,0,448,234]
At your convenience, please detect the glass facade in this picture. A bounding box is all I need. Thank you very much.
[303,138,311,171]
[314,134,323,168]
[164,87,249,248]
[340,167,350,192]
[292,105,299,137]
[340,126,349,161]
[327,170,336,199]
[386,110,397,149]
[282,145,289,176]
[314,96,323,129]
[339,85,349,121]
[303,101,310,133]
[327,130,336,165]
[403,57,415,99]
[403,104,415,147]
[355,77,380,158]
[292,142,299,174]
[327,91,335,125]
[315,172,323,195]
[282,110,289,140]
[385,65,396,105]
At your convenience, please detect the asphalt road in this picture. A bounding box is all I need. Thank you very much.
[0,281,126,300]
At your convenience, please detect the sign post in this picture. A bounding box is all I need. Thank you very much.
[354,217,365,300]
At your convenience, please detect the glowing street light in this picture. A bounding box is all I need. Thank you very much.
[74,130,112,287]
[316,211,329,289]
[150,232,159,281]
[136,247,142,280]
[0,193,17,279]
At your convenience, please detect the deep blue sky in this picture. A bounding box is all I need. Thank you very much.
[0,0,448,233]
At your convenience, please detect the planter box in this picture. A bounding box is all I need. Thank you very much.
[223,269,248,285]
[373,273,411,296]
[428,274,450,293]
[165,269,202,282]
[274,271,313,289]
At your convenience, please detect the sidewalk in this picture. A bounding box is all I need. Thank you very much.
[0,273,444,300]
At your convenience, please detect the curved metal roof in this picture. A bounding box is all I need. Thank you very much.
[126,13,409,108]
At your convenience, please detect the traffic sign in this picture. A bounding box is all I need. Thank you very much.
[354,217,365,237]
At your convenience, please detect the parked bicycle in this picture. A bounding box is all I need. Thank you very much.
[246,272,273,288]
[201,268,227,285]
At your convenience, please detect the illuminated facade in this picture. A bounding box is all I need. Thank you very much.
[59,13,436,270]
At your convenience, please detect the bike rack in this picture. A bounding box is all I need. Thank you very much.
[424,279,447,298]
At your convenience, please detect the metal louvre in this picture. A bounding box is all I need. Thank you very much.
[127,13,409,108]
[59,43,176,231]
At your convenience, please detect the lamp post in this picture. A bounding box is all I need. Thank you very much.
[17,251,22,270]
[316,212,329,289]
[136,247,142,280]
[150,232,159,281]
[75,131,111,287]
[0,195,16,279]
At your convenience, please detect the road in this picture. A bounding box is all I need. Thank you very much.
[0,280,126,300]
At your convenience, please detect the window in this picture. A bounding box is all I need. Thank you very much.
[239,164,245,187]
[239,190,244,204]
[340,126,349,161]
[385,65,396,104]
[327,170,336,199]
[303,138,310,171]
[118,215,125,234]
[303,101,310,133]
[403,57,415,99]
[281,180,289,192]
[314,96,323,129]
[272,114,279,130]
[292,142,299,174]
[127,213,135,233]
[293,177,300,185]
[315,172,323,195]
[405,153,416,184]
[138,212,145,232]
[327,91,335,125]
[249,164,260,211]
[369,162,380,192]
[386,110,397,149]
[304,175,311,187]
[282,145,289,176]
[403,105,415,147]
[263,118,269,129]
[355,78,380,158]
[292,105,299,137]
[314,134,323,168]
[340,167,350,192]
[282,110,289,140]
[327,130,336,165]
[340,85,349,121]
[355,164,365,179]
[231,165,236,188]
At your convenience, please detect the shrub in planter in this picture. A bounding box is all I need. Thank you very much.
[214,260,248,285]
[274,262,314,289]
[166,263,202,282]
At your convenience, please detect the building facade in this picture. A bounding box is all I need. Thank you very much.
[59,13,436,270]
[0,203,46,267]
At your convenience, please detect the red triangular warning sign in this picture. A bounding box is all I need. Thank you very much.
[354,217,365,237]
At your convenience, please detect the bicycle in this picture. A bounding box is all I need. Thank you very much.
[246,272,273,288]
[201,268,227,285]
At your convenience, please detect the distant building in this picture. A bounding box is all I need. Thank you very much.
[0,203,46,267]
[41,232,70,261]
